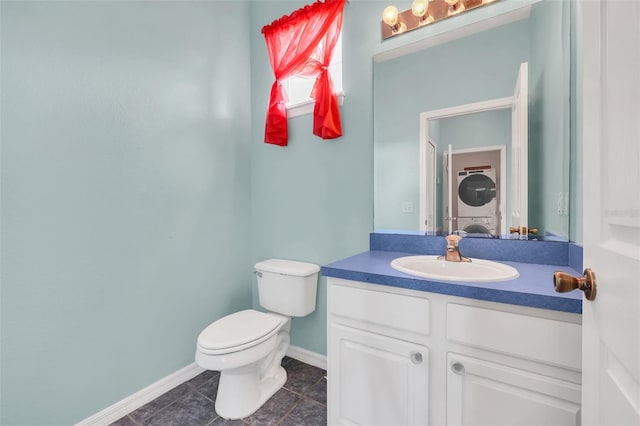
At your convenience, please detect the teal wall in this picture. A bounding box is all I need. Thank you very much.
[528,0,571,238]
[249,0,376,355]
[0,0,582,424]
[1,1,252,424]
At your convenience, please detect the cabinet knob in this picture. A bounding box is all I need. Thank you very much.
[410,351,423,364]
[553,268,597,301]
[451,362,465,375]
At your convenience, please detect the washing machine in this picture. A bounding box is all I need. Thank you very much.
[457,169,498,217]
[457,216,498,236]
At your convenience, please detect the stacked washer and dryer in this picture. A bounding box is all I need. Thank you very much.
[456,168,499,236]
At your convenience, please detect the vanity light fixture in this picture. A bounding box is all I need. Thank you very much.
[381,0,499,40]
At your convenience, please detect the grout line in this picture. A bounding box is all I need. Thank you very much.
[300,394,327,408]
[313,375,326,386]
[126,414,142,426]
[192,387,215,404]
[190,376,220,404]
[141,388,200,424]
[280,386,327,408]
[275,398,303,426]
[205,416,218,426]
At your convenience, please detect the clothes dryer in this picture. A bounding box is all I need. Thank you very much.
[457,169,498,217]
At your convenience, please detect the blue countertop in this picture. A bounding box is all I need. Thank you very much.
[321,250,583,314]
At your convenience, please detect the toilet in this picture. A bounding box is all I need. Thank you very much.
[195,258,320,420]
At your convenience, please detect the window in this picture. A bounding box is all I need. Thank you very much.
[261,0,346,145]
[284,33,344,118]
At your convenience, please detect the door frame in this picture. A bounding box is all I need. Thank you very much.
[419,96,514,234]
[419,138,437,233]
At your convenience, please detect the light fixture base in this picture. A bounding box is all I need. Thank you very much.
[381,0,498,40]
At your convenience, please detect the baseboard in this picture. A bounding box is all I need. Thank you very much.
[77,346,325,425]
[76,362,204,426]
[286,345,327,371]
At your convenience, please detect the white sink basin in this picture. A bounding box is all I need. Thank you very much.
[390,255,519,282]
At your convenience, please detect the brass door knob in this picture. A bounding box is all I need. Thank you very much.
[553,268,597,301]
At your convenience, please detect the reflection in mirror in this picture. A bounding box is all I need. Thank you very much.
[419,92,524,238]
[373,0,570,241]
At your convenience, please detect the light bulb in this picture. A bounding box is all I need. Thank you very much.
[411,0,429,18]
[444,0,461,13]
[382,5,399,27]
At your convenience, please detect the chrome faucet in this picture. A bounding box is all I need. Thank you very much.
[439,234,471,262]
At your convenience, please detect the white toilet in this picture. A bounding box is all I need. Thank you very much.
[195,258,320,420]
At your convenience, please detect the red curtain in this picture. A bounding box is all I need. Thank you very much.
[262,0,346,146]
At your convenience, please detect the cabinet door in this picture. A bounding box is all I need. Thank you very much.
[329,324,429,426]
[446,353,580,426]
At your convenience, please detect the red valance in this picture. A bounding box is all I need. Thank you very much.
[262,0,346,146]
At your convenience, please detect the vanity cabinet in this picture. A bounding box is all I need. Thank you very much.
[446,353,580,426]
[329,325,429,425]
[445,303,581,426]
[328,281,431,425]
[327,278,582,426]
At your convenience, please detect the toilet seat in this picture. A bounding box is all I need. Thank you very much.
[197,310,283,355]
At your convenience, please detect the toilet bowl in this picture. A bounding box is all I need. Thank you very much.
[195,259,319,420]
[196,309,291,419]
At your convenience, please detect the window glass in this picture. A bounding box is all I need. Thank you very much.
[284,33,343,108]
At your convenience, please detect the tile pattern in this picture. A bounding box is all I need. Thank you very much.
[111,357,326,426]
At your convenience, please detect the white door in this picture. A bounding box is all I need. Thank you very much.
[420,139,437,233]
[328,324,429,426]
[444,144,453,233]
[511,62,528,235]
[581,1,640,425]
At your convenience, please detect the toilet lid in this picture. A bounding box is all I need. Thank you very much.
[197,309,282,351]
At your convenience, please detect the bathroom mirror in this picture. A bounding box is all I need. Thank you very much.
[373,0,571,240]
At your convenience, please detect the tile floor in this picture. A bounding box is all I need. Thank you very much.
[110,357,327,426]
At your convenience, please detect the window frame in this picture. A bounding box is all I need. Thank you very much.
[284,32,344,117]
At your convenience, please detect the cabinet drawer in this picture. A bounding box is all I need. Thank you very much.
[447,352,581,426]
[446,304,581,370]
[329,284,430,337]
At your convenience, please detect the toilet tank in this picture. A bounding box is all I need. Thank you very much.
[255,259,320,317]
